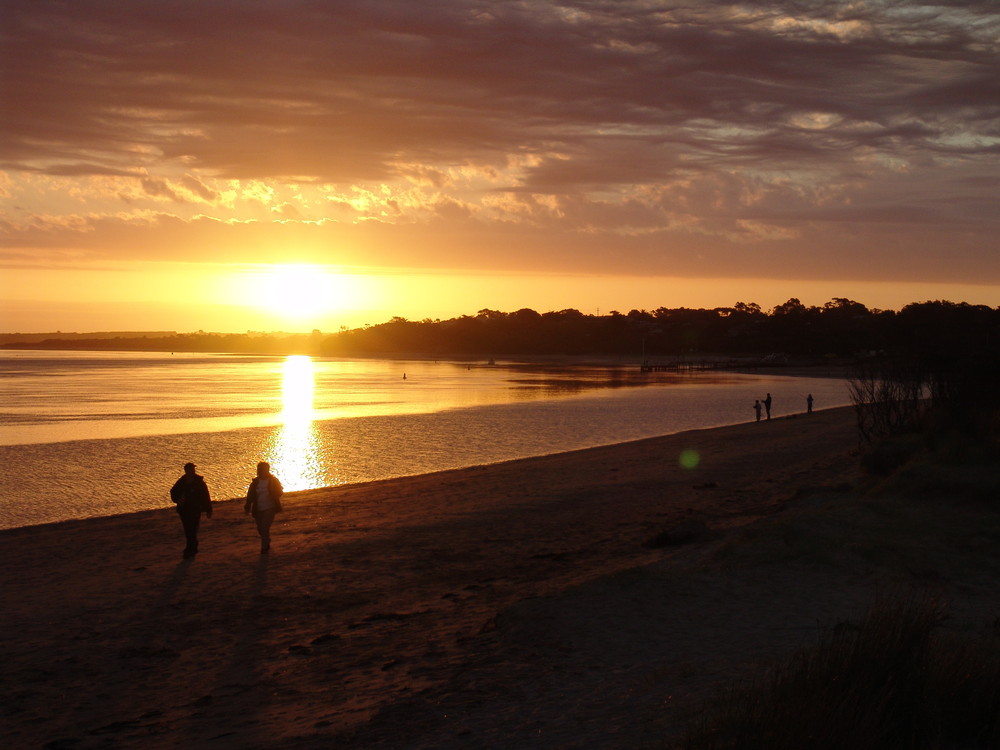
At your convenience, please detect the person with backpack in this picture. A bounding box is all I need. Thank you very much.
[170,462,213,558]
[244,461,283,554]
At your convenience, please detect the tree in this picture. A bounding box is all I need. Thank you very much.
[823,298,868,315]
[772,298,806,316]
[732,301,763,316]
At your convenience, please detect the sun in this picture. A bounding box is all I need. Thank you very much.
[239,263,351,324]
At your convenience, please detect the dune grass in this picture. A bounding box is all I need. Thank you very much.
[679,443,1000,750]
[679,593,1000,750]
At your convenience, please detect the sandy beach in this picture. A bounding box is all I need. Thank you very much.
[3,406,999,749]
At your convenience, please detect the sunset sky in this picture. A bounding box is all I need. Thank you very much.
[2,0,998,333]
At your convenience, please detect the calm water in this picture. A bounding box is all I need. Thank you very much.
[0,350,851,529]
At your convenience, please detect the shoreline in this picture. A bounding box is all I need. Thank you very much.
[3,404,851,534]
[15,407,1000,750]
[13,405,996,749]
[1,370,853,530]
[1,408,867,748]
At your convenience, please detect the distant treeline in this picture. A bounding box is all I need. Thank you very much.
[4,299,997,362]
[0,331,177,345]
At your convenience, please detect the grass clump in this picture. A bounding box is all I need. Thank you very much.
[679,594,1000,750]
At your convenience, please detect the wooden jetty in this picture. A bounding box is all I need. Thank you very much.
[639,359,751,373]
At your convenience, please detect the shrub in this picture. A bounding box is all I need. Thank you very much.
[848,357,925,448]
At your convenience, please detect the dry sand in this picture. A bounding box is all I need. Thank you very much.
[3,406,998,749]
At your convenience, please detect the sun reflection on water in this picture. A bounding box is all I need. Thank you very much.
[266,355,327,491]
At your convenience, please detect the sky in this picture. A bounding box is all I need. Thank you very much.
[1,0,998,333]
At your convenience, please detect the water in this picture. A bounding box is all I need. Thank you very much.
[0,350,851,529]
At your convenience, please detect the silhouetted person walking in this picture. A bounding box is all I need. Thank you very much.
[753,399,762,422]
[245,461,283,554]
[763,393,772,420]
[170,462,213,558]
[807,393,814,413]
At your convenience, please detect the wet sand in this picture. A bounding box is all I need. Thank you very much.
[3,406,995,749]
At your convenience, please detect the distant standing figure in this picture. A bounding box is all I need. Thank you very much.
[807,393,814,414]
[763,393,772,420]
[170,462,213,559]
[753,399,762,422]
[245,461,283,554]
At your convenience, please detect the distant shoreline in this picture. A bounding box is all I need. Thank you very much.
[1,344,854,377]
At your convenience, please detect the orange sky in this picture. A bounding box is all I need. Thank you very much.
[2,1,998,332]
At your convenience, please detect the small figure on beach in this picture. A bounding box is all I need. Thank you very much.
[170,462,213,559]
[753,399,762,422]
[806,393,814,414]
[245,461,283,554]
[763,393,772,420]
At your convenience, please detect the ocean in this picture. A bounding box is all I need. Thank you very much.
[0,350,851,529]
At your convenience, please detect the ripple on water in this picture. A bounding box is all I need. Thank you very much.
[0,373,850,529]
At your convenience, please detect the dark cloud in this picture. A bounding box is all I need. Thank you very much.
[2,0,996,180]
[180,174,218,202]
[140,176,182,201]
[12,163,138,177]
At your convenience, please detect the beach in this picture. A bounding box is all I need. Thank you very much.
[3,406,999,749]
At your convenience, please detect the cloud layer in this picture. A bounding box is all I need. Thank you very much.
[2,0,998,284]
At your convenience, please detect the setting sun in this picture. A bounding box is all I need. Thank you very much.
[224,263,368,326]
[254,264,338,320]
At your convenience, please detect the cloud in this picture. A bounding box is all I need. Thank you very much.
[180,175,219,202]
[140,176,182,202]
[0,0,998,285]
[4,0,997,179]
[271,202,307,221]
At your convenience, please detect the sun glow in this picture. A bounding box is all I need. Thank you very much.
[238,263,358,324]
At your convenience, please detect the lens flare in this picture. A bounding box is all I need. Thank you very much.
[678,449,700,469]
